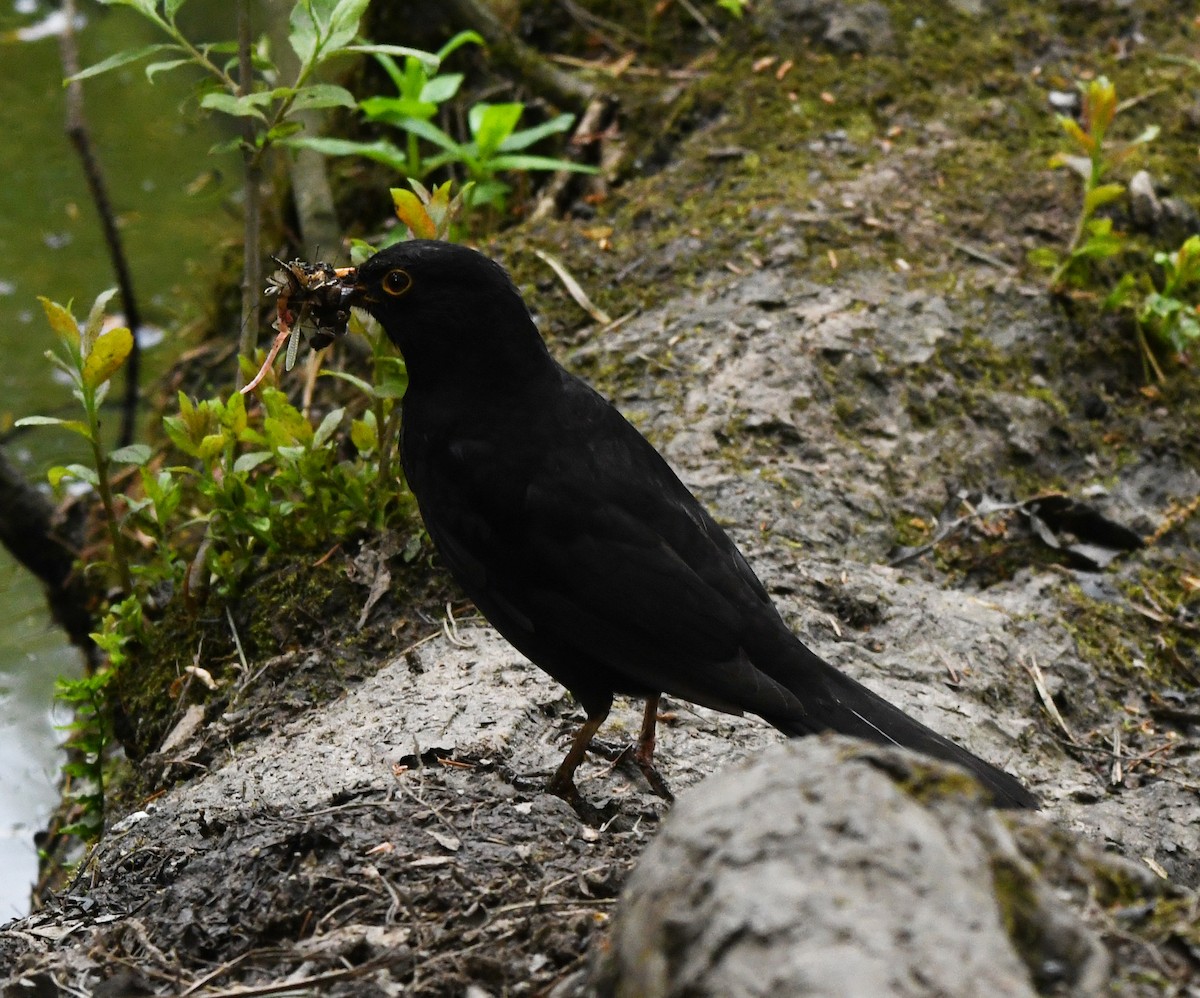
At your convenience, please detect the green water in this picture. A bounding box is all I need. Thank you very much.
[0,0,242,917]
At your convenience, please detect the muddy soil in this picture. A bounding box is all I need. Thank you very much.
[3,0,1200,994]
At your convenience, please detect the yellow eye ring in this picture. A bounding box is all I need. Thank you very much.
[382,268,412,297]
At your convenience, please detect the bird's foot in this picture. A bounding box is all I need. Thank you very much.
[545,773,615,826]
[611,745,675,803]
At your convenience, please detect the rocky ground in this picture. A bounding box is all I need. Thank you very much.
[3,0,1200,994]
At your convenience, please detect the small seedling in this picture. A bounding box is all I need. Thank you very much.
[15,292,148,593]
[1030,76,1158,290]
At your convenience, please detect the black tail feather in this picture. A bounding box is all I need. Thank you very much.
[768,648,1037,809]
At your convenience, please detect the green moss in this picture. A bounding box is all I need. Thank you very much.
[894,760,985,805]
[107,543,445,814]
[989,855,1045,964]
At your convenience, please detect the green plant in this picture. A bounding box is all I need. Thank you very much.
[289,30,483,181]
[15,293,148,594]
[294,32,596,225]
[17,286,423,840]
[1106,234,1200,381]
[70,0,395,135]
[1140,237,1200,354]
[159,383,414,595]
[70,0,438,374]
[1029,76,1158,290]
[55,668,116,840]
[55,596,142,840]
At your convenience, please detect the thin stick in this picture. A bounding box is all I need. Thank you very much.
[59,0,142,446]
[673,0,723,44]
[532,248,612,324]
[1025,655,1076,744]
[235,0,263,388]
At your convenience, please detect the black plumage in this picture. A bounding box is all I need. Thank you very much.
[341,240,1035,809]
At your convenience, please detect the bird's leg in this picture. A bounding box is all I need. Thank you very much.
[635,693,660,769]
[633,693,674,802]
[547,709,609,802]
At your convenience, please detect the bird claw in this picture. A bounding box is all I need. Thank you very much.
[611,745,675,802]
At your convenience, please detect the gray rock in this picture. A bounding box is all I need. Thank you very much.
[760,0,895,55]
[1129,170,1200,246]
[593,737,1110,998]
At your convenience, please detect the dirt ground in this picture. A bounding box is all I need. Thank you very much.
[3,0,1200,994]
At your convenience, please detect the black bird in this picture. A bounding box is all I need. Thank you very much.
[338,240,1036,809]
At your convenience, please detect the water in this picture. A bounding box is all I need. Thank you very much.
[0,0,243,916]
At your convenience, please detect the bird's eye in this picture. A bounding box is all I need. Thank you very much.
[382,268,412,297]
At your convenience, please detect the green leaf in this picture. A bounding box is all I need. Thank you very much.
[326,0,371,52]
[435,30,484,63]
[350,414,378,455]
[1057,115,1092,152]
[197,433,229,461]
[109,444,152,465]
[66,43,180,84]
[14,415,93,439]
[341,44,439,69]
[164,0,189,19]
[162,416,197,456]
[397,116,461,154]
[1083,182,1125,215]
[51,464,100,488]
[288,0,321,66]
[233,451,273,474]
[145,58,194,82]
[360,95,437,126]
[200,91,270,121]
[465,178,510,210]
[223,390,248,436]
[392,188,438,239]
[349,239,378,265]
[38,297,79,345]
[498,113,575,152]
[208,136,248,156]
[83,288,120,353]
[313,407,346,449]
[281,136,410,172]
[83,327,133,389]
[101,0,159,17]
[1102,272,1138,311]
[469,103,524,157]
[321,369,376,395]
[420,73,464,104]
[1048,152,1091,181]
[290,84,357,111]
[488,154,597,174]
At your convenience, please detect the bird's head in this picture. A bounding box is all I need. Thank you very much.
[338,240,550,389]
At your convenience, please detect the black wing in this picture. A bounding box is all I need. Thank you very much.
[402,368,801,720]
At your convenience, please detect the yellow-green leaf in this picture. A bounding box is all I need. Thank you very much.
[14,414,93,439]
[223,390,248,435]
[1083,77,1116,137]
[1084,182,1125,214]
[391,188,438,239]
[82,327,133,389]
[83,288,120,352]
[1057,116,1092,153]
[39,297,80,345]
[197,432,229,461]
[350,412,378,455]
